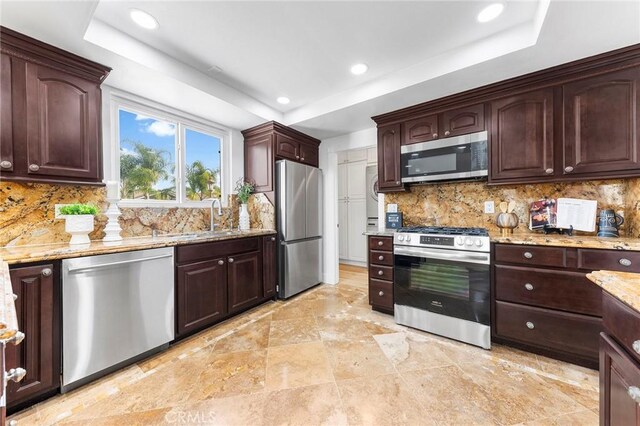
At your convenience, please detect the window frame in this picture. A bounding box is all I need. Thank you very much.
[106,90,229,208]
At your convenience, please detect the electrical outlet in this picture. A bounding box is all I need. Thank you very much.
[54,204,71,219]
[387,203,398,213]
[484,201,495,214]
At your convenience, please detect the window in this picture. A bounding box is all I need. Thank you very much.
[111,95,226,206]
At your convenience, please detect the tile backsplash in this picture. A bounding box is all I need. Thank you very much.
[0,182,274,247]
[385,179,640,236]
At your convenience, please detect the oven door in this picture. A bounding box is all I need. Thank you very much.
[394,245,490,325]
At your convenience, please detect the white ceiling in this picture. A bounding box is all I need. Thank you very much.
[1,1,639,139]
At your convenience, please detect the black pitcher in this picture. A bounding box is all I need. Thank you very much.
[597,209,624,237]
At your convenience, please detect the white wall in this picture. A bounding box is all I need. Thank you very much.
[319,127,377,284]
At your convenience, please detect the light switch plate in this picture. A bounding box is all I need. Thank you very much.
[54,204,71,219]
[484,201,495,214]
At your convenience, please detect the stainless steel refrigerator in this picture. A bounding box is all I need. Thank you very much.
[276,160,323,299]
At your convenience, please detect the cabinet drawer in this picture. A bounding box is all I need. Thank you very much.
[369,236,393,251]
[495,265,602,316]
[369,264,393,281]
[603,291,640,364]
[495,301,602,360]
[369,279,393,310]
[578,249,640,272]
[176,237,260,264]
[370,250,393,266]
[494,244,566,268]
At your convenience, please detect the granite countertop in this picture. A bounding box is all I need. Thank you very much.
[365,229,397,237]
[587,270,640,312]
[490,232,640,251]
[0,229,277,265]
[0,260,19,340]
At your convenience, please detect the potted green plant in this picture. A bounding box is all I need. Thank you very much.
[60,204,99,245]
[235,179,254,231]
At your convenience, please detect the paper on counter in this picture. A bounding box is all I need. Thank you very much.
[556,198,597,232]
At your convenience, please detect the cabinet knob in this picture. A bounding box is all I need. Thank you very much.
[390,129,395,134]
[11,331,25,346]
[0,160,12,169]
[526,321,535,330]
[628,386,640,404]
[524,283,534,291]
[432,133,438,138]
[377,270,384,276]
[378,255,384,261]
[523,252,533,259]
[296,155,300,159]
[41,268,52,277]
[545,168,554,174]
[633,340,640,354]
[228,258,234,263]
[396,181,400,185]
[619,258,632,267]
[218,260,224,265]
[5,367,26,384]
[28,163,40,172]
[301,157,305,161]
[271,236,276,241]
[378,291,384,297]
[564,166,574,173]
[444,130,451,136]
[378,241,384,246]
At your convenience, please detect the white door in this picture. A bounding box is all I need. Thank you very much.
[347,199,367,262]
[338,199,349,259]
[338,163,348,200]
[347,161,366,199]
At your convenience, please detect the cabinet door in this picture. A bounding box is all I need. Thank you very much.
[262,236,277,298]
[275,133,300,161]
[299,142,318,167]
[25,62,101,181]
[402,114,439,145]
[563,67,640,176]
[227,251,262,315]
[347,199,367,262]
[244,134,273,193]
[338,199,349,259]
[490,89,555,181]
[176,258,227,337]
[600,333,640,426]
[0,53,15,174]
[347,160,367,199]
[337,163,348,200]
[440,103,485,137]
[7,264,59,407]
[377,124,404,191]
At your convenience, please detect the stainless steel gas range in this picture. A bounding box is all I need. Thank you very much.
[393,226,491,349]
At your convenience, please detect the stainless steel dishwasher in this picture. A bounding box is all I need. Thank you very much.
[61,247,175,392]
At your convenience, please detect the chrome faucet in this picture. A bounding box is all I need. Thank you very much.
[207,198,223,231]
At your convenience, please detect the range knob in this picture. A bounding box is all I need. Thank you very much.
[475,239,483,247]
[465,237,473,246]
[406,235,412,242]
[456,237,465,246]
[398,235,405,242]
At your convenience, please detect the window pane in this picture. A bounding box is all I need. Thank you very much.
[119,109,176,200]
[185,128,221,201]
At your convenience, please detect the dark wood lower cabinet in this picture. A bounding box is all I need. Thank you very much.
[367,235,394,314]
[7,263,60,410]
[262,235,277,298]
[600,333,640,426]
[227,251,262,315]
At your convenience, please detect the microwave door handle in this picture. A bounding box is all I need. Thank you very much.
[394,247,490,265]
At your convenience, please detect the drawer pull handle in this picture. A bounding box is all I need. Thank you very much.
[432,133,438,138]
[271,237,276,241]
[378,270,384,276]
[5,368,26,384]
[564,166,574,173]
[633,340,640,354]
[28,163,40,172]
[526,321,535,330]
[378,241,384,246]
[218,260,224,265]
[0,160,12,169]
[628,386,640,404]
[545,168,554,174]
[620,258,632,267]
[524,283,534,291]
[378,255,384,261]
[523,252,533,259]
[378,291,384,297]
[228,258,234,263]
[41,268,52,277]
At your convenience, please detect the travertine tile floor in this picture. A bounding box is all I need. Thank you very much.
[10,265,599,425]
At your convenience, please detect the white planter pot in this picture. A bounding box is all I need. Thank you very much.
[239,203,250,231]
[64,215,95,245]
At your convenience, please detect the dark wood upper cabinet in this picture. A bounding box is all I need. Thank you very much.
[227,251,262,315]
[377,123,404,192]
[0,27,110,185]
[262,235,277,298]
[7,263,60,409]
[563,67,640,176]
[299,142,319,167]
[490,89,555,181]
[244,133,273,193]
[275,133,299,161]
[402,114,438,145]
[440,103,485,138]
[176,258,228,338]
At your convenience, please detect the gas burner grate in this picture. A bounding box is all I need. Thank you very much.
[397,226,489,236]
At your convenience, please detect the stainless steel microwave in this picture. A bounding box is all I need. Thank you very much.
[400,131,488,184]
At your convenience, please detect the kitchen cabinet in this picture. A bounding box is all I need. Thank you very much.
[489,89,555,182]
[345,199,367,263]
[377,123,405,192]
[563,67,640,177]
[262,235,277,298]
[338,154,367,263]
[368,236,394,314]
[338,200,349,259]
[0,27,110,185]
[440,103,485,138]
[227,251,262,315]
[402,114,439,145]
[7,263,60,410]
[244,134,273,193]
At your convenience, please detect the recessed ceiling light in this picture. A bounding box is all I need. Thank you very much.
[477,3,504,23]
[130,9,159,30]
[277,97,290,105]
[350,63,368,75]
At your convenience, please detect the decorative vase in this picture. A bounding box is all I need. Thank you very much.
[239,203,250,231]
[496,212,519,236]
[65,215,95,245]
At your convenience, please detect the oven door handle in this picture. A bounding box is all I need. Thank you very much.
[394,246,490,265]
